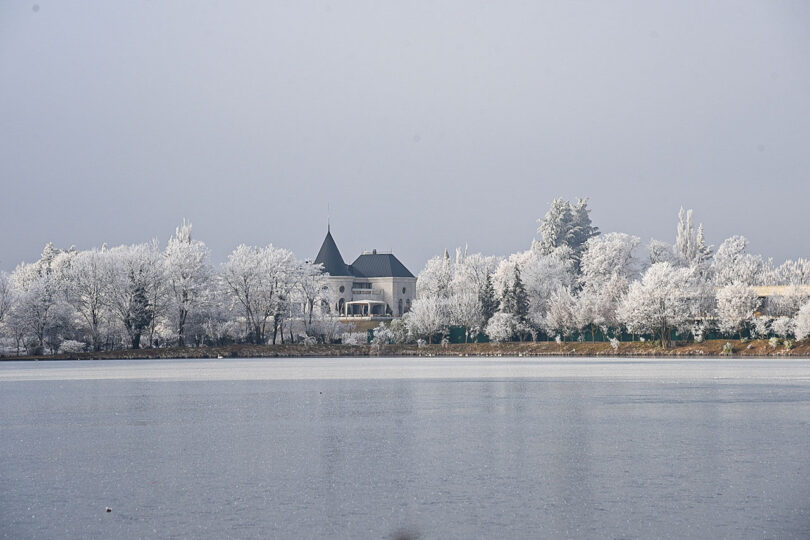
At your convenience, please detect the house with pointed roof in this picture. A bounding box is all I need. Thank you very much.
[314,228,416,318]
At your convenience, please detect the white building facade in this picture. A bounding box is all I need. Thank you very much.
[314,229,416,318]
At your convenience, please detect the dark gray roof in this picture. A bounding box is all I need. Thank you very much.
[314,230,351,276]
[350,253,415,278]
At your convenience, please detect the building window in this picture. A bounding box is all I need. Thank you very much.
[405,299,411,313]
[339,285,345,293]
[398,298,403,315]
[353,282,371,289]
[338,298,345,314]
[402,287,406,294]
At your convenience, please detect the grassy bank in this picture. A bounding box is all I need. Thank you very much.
[2,339,809,361]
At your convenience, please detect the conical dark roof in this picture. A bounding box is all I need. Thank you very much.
[314,230,351,276]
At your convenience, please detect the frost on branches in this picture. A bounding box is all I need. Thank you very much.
[1,199,808,355]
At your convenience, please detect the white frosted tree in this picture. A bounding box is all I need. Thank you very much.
[768,284,810,319]
[164,220,212,347]
[648,239,677,265]
[404,295,450,343]
[771,316,794,339]
[544,286,577,341]
[576,273,629,340]
[617,262,694,347]
[64,248,108,350]
[794,301,810,341]
[448,290,484,342]
[416,253,453,298]
[221,244,295,344]
[675,207,712,269]
[716,282,760,339]
[485,312,519,343]
[495,247,574,332]
[0,271,10,326]
[6,244,74,354]
[772,259,810,285]
[580,232,640,288]
[293,260,329,334]
[712,236,768,287]
[103,243,164,350]
[537,197,598,269]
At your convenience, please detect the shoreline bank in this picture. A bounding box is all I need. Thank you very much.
[2,339,809,361]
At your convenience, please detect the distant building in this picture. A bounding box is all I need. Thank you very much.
[314,228,416,318]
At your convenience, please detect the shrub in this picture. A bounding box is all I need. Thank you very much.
[609,337,620,351]
[58,340,86,354]
[721,342,734,355]
[769,337,781,349]
[341,332,366,346]
[784,339,794,351]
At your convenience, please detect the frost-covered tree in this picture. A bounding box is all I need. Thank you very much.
[447,249,498,339]
[772,259,810,285]
[64,249,108,350]
[537,197,598,268]
[617,262,695,347]
[648,239,677,265]
[675,208,713,269]
[104,243,163,349]
[500,266,529,323]
[449,291,483,342]
[416,253,453,298]
[577,273,629,339]
[293,260,330,336]
[7,245,73,354]
[221,244,295,344]
[716,282,759,339]
[449,249,499,297]
[371,319,409,345]
[415,247,498,341]
[494,247,574,332]
[404,295,449,343]
[794,301,810,341]
[164,220,212,347]
[580,232,640,288]
[485,312,519,343]
[0,271,11,325]
[767,284,810,319]
[544,286,577,342]
[712,236,768,287]
[479,273,498,326]
[771,316,794,339]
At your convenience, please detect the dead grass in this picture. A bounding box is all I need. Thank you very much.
[4,339,810,361]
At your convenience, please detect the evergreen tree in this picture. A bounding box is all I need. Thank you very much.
[537,197,599,271]
[512,265,529,323]
[479,272,498,324]
[500,282,516,316]
[126,283,153,349]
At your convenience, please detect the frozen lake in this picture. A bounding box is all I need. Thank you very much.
[2,357,809,539]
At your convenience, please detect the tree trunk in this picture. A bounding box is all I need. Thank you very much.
[178,306,188,347]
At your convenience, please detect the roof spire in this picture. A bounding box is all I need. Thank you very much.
[327,203,330,233]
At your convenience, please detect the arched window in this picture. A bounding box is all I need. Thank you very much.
[405,299,411,313]
[398,298,403,316]
[338,298,345,315]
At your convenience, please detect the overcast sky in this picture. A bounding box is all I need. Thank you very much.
[2,1,809,272]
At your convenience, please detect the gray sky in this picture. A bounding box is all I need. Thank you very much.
[2,1,809,273]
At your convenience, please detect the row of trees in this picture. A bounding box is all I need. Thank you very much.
[0,221,341,355]
[3,201,810,354]
[387,201,810,347]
